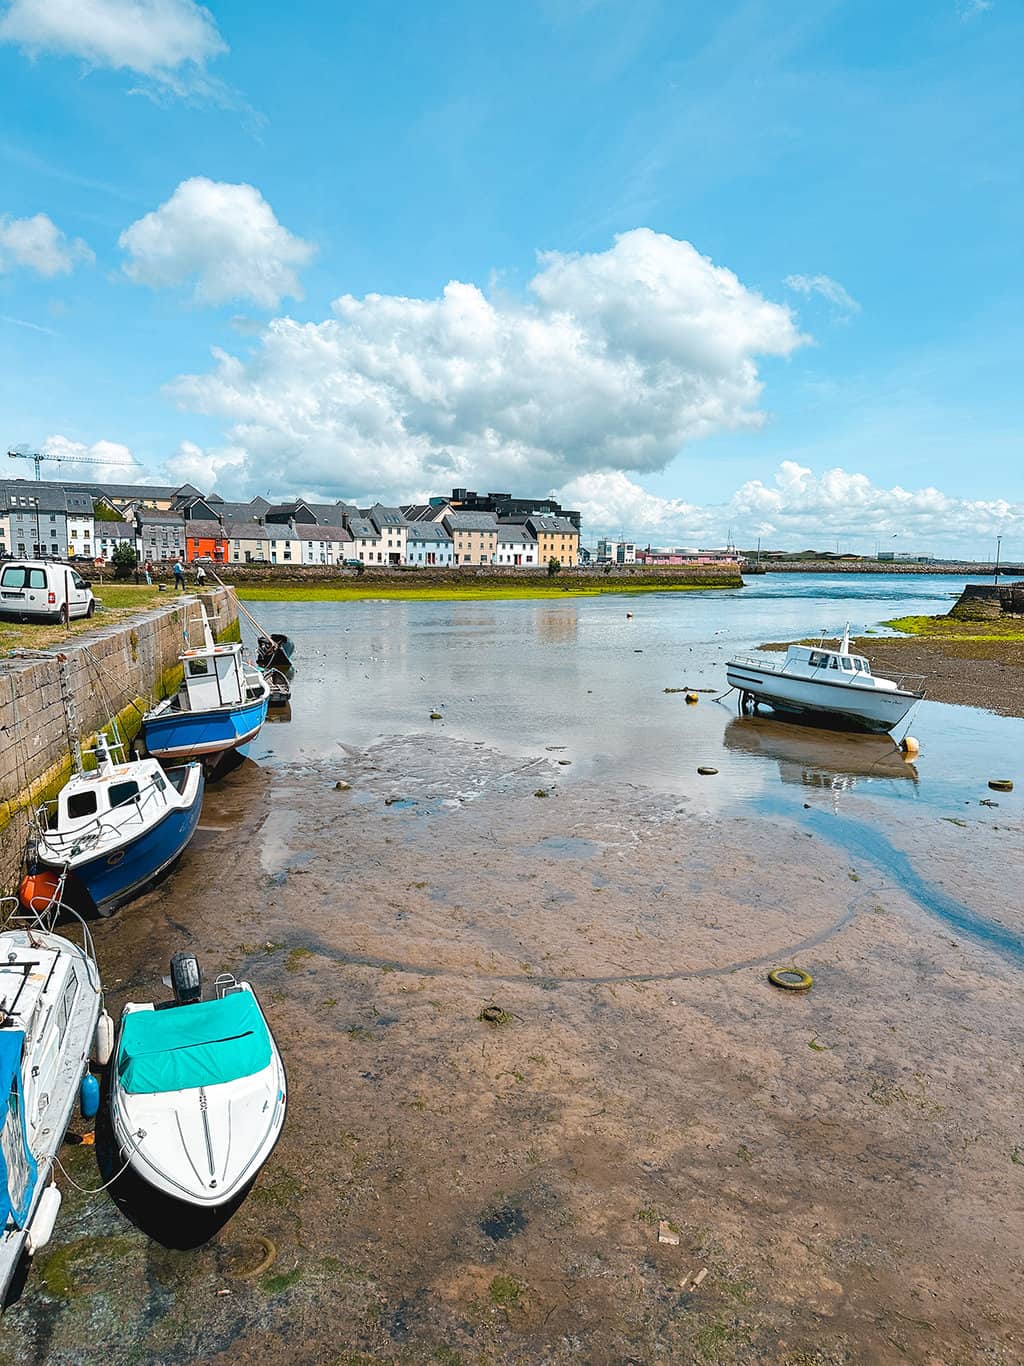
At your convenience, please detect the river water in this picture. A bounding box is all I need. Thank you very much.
[247,573,1020,823]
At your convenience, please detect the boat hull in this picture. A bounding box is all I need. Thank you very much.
[39,771,205,916]
[726,663,919,734]
[142,695,269,761]
[110,990,286,1208]
[256,634,294,670]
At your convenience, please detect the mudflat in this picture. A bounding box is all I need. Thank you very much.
[7,734,1023,1364]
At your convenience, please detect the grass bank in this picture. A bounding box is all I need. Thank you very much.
[237,579,740,603]
[0,583,165,652]
[883,614,1024,640]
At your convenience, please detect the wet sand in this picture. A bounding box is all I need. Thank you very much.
[5,734,1024,1364]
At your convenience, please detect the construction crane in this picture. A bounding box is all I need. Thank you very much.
[7,448,140,480]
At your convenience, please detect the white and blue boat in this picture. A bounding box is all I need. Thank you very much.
[0,902,105,1302]
[34,743,205,917]
[141,639,271,764]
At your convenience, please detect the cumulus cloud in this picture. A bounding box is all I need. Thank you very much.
[0,212,93,276]
[169,228,804,497]
[0,0,227,96]
[561,462,1020,552]
[119,179,316,308]
[42,433,140,482]
[161,438,250,495]
[956,0,992,19]
[784,273,860,319]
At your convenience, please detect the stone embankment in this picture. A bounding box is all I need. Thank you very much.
[950,580,1024,620]
[119,563,743,589]
[0,587,239,895]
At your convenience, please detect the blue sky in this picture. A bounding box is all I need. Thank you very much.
[0,0,1020,552]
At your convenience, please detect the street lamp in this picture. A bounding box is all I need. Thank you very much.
[994,534,1002,585]
[30,497,40,558]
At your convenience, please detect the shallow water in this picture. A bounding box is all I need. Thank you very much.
[246,573,1019,823]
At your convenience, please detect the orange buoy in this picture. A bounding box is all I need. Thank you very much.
[19,871,62,914]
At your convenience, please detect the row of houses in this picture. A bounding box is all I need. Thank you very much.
[0,480,581,568]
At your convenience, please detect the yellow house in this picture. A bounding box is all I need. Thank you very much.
[527,515,579,568]
[443,510,499,565]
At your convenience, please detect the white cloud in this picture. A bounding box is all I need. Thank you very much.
[566,461,1020,551]
[784,273,860,319]
[0,212,93,277]
[42,433,140,483]
[119,178,316,308]
[0,0,226,95]
[169,228,804,497]
[956,0,992,19]
[161,438,250,495]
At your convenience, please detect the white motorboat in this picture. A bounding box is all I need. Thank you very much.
[33,740,204,917]
[110,954,286,1208]
[0,896,107,1302]
[726,626,925,733]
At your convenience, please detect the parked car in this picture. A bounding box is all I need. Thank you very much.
[0,561,95,623]
[343,559,364,568]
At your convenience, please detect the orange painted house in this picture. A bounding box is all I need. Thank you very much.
[185,518,229,564]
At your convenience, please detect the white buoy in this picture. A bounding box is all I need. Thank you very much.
[93,1010,115,1066]
[900,736,919,756]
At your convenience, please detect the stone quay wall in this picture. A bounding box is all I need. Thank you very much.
[951,580,1024,619]
[114,562,743,589]
[0,587,238,896]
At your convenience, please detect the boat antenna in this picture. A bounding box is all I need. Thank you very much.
[840,621,851,653]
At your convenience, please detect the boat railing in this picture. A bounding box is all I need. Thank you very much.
[893,673,927,696]
[0,893,102,992]
[33,773,177,856]
[728,652,786,672]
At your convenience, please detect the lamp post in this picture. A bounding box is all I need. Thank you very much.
[994,535,1002,585]
[30,497,40,558]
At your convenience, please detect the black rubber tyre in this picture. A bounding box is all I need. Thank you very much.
[85,599,95,618]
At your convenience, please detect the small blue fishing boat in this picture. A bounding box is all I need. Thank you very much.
[141,640,271,763]
[34,743,205,917]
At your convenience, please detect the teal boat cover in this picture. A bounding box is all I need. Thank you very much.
[117,993,272,1094]
[0,1030,37,1229]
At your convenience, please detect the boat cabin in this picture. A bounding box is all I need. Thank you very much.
[784,644,873,679]
[179,643,248,711]
[51,762,171,835]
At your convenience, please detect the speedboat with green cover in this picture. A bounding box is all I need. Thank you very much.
[34,742,204,917]
[110,955,286,1207]
[0,903,105,1302]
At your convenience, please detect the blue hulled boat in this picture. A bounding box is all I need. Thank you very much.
[141,640,270,763]
[35,745,205,917]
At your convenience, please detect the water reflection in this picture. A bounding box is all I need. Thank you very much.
[723,716,919,792]
[535,605,579,643]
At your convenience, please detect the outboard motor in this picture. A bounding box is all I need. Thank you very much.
[170,951,203,1006]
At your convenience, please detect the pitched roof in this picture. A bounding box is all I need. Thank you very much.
[295,524,352,542]
[369,504,408,529]
[407,522,453,542]
[136,508,186,525]
[527,514,578,535]
[444,510,498,531]
[184,519,228,539]
[496,524,536,544]
[346,517,380,539]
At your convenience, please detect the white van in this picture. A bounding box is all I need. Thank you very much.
[0,561,95,624]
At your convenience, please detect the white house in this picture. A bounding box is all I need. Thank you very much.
[295,524,354,564]
[64,490,95,561]
[94,519,136,562]
[225,522,300,564]
[494,524,538,567]
[596,538,636,564]
[368,505,408,565]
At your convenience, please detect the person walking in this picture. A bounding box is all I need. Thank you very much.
[172,558,186,591]
[144,559,153,586]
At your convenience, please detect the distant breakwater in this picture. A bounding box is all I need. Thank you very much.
[0,587,239,895]
[753,561,1022,575]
